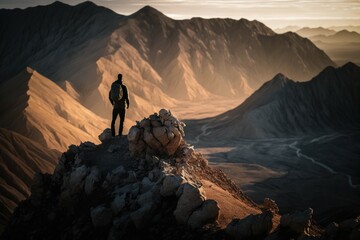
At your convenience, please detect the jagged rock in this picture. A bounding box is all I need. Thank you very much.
[112,193,126,215]
[174,183,206,224]
[69,165,88,192]
[98,128,112,143]
[226,211,273,238]
[187,199,220,229]
[280,208,313,234]
[263,198,279,214]
[84,167,101,195]
[160,175,183,197]
[91,205,113,227]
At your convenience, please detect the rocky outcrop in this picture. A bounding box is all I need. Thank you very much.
[3,112,223,239]
[128,109,186,157]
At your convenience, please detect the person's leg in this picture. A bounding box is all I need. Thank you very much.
[111,108,119,137]
[119,108,126,136]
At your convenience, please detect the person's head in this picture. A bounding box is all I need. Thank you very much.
[117,73,123,83]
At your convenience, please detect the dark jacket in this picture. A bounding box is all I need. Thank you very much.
[109,81,130,109]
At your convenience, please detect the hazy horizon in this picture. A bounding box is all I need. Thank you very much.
[1,0,360,29]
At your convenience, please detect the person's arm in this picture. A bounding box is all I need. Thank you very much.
[109,90,114,105]
[125,86,130,108]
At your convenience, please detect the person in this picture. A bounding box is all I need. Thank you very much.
[109,73,129,137]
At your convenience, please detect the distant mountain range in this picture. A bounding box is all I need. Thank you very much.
[275,25,360,35]
[309,30,360,43]
[196,62,360,139]
[0,1,335,126]
[295,27,336,38]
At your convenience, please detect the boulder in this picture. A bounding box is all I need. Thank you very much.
[280,208,313,234]
[226,211,273,239]
[143,129,162,151]
[127,126,141,142]
[173,183,206,224]
[98,128,112,143]
[130,204,153,229]
[166,134,182,156]
[69,165,88,192]
[112,193,126,215]
[187,199,220,229]
[152,126,170,146]
[91,205,113,227]
[160,175,183,197]
[84,167,101,195]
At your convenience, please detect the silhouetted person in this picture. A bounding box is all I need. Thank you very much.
[109,73,129,137]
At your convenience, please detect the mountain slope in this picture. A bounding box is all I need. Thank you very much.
[198,62,360,139]
[0,128,59,233]
[0,67,108,151]
[0,2,335,129]
[310,30,360,43]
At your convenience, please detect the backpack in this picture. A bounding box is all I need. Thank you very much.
[110,82,123,101]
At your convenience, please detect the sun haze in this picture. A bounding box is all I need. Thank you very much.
[1,0,359,28]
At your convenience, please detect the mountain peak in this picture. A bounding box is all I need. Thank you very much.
[132,5,170,20]
[341,61,359,70]
[270,73,291,85]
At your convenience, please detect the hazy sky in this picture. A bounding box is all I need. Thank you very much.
[1,0,360,28]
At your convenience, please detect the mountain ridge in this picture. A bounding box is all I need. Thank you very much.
[195,62,360,139]
[0,2,336,129]
[0,67,108,152]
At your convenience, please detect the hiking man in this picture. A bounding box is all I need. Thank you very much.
[109,73,130,137]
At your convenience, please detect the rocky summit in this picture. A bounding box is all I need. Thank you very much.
[2,110,360,240]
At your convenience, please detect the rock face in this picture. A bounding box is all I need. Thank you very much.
[128,109,186,157]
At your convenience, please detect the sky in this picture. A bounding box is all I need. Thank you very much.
[1,0,360,29]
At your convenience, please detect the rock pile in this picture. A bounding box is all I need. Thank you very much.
[128,109,186,157]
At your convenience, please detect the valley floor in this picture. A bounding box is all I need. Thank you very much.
[184,120,360,225]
